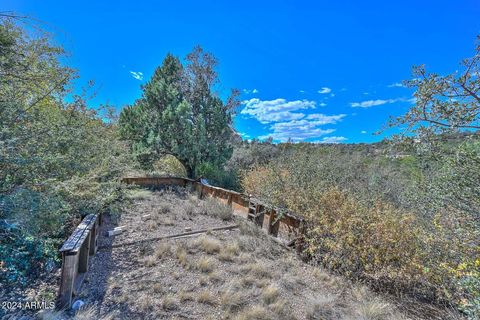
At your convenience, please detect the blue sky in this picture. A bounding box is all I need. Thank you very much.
[4,1,480,143]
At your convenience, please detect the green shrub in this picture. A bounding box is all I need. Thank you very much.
[242,143,479,316]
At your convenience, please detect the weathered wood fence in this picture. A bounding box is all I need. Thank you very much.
[57,213,101,309]
[122,177,305,245]
[57,176,304,309]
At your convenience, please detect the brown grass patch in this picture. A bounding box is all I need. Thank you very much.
[261,285,279,305]
[197,236,222,254]
[197,290,217,305]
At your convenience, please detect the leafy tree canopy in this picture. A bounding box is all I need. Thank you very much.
[119,46,239,178]
[390,36,480,140]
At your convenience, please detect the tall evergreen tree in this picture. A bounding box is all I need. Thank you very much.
[119,47,239,178]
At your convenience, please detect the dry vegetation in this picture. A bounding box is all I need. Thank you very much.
[4,187,464,320]
[33,187,461,320]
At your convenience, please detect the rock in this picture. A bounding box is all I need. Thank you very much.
[184,227,192,232]
[107,229,122,237]
[71,299,85,311]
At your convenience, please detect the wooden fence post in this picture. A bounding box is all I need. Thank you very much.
[269,209,280,237]
[78,238,90,273]
[57,252,79,309]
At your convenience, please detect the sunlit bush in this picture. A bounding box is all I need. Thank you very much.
[241,144,479,315]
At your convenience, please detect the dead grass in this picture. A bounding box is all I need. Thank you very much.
[197,235,221,254]
[175,246,188,266]
[236,305,272,320]
[137,295,156,312]
[74,305,116,320]
[201,197,233,220]
[242,262,271,278]
[218,243,240,261]
[262,285,279,305]
[306,295,343,320]
[269,299,293,320]
[220,288,248,312]
[155,241,171,259]
[127,188,153,200]
[197,256,215,273]
[143,255,157,267]
[162,217,174,226]
[77,189,419,320]
[179,290,195,302]
[158,202,171,214]
[356,298,392,320]
[162,295,178,310]
[197,290,217,305]
[152,282,163,294]
[208,271,223,284]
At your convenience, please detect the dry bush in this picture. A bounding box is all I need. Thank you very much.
[269,299,293,320]
[158,202,171,214]
[201,197,233,220]
[306,295,343,320]
[175,246,188,267]
[137,294,156,312]
[155,241,171,259]
[242,262,271,278]
[146,220,158,231]
[261,285,280,305]
[240,275,257,288]
[152,282,163,294]
[242,149,480,312]
[143,255,157,267]
[178,290,195,302]
[197,257,215,273]
[208,271,223,283]
[162,295,178,310]
[355,298,393,320]
[219,243,241,262]
[73,305,116,320]
[197,236,221,254]
[162,217,174,226]
[220,288,248,312]
[197,290,217,305]
[236,305,272,320]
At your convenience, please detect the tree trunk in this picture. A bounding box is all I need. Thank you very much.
[185,165,195,179]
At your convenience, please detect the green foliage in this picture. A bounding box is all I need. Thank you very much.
[0,16,132,287]
[196,162,240,190]
[119,47,239,178]
[388,36,479,138]
[241,141,479,317]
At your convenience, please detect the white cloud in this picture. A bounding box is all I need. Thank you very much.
[243,88,259,94]
[350,98,402,108]
[305,113,346,123]
[361,130,367,134]
[241,98,316,124]
[299,90,306,93]
[314,136,348,144]
[259,113,346,142]
[319,102,327,107]
[242,97,346,143]
[130,71,143,81]
[388,82,405,88]
[318,87,332,94]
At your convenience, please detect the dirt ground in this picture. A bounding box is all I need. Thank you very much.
[54,188,413,319]
[15,187,463,320]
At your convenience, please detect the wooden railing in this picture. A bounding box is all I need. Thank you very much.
[57,176,305,309]
[57,213,101,309]
[122,177,305,245]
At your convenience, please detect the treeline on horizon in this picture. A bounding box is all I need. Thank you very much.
[0,14,479,318]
